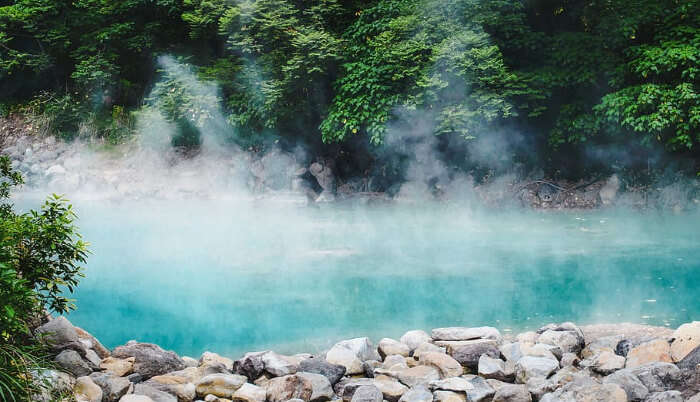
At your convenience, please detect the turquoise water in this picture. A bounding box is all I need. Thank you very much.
[41,199,699,358]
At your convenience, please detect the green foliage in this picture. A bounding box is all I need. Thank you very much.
[0,343,56,402]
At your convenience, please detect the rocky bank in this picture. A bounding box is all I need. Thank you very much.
[31,316,700,402]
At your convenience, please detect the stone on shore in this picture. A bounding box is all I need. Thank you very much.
[101,356,136,377]
[647,390,683,402]
[431,327,501,342]
[113,342,185,379]
[74,376,103,402]
[199,351,234,371]
[400,330,432,353]
[296,372,334,402]
[433,390,467,402]
[625,339,673,368]
[678,344,700,369]
[378,338,410,359]
[233,351,267,380]
[396,365,441,387]
[412,342,445,360]
[231,382,267,402]
[350,385,383,402]
[397,385,433,402]
[373,375,408,402]
[298,357,346,385]
[446,339,500,370]
[265,374,313,402]
[195,373,247,398]
[478,355,510,381]
[262,351,299,376]
[536,324,584,355]
[144,374,196,401]
[418,351,462,378]
[465,376,495,402]
[429,377,474,392]
[670,322,700,362]
[133,384,178,402]
[119,396,156,402]
[492,384,531,402]
[514,356,558,383]
[603,370,649,401]
[35,316,81,352]
[56,349,93,377]
[326,338,380,375]
[89,372,132,402]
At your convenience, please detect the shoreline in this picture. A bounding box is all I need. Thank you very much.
[34,316,700,401]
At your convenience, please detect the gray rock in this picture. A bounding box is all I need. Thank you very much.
[194,373,247,398]
[118,395,156,402]
[537,328,584,355]
[55,349,92,377]
[231,382,267,402]
[514,356,558,383]
[397,386,433,402]
[299,357,346,385]
[326,338,380,375]
[112,342,185,379]
[433,390,467,402]
[447,340,500,370]
[499,343,523,363]
[373,376,408,402]
[396,366,440,388]
[336,378,374,401]
[646,390,683,402]
[309,162,335,193]
[492,384,531,402]
[559,353,579,368]
[629,362,681,392]
[678,345,700,370]
[603,370,649,401]
[399,330,432,353]
[262,351,299,376]
[296,372,334,402]
[431,327,501,342]
[581,350,625,375]
[234,351,267,380]
[478,355,511,381]
[89,372,132,402]
[418,352,463,378]
[35,316,82,353]
[133,384,178,402]
[428,377,474,392]
[540,377,626,402]
[350,385,382,402]
[466,376,495,402]
[412,343,445,360]
[378,338,410,359]
[265,374,313,402]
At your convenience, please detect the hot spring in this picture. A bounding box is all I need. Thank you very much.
[19,196,700,358]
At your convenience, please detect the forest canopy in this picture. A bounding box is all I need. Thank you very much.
[0,0,698,174]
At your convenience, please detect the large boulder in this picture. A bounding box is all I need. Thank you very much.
[194,373,246,398]
[144,375,196,401]
[629,362,681,392]
[418,352,462,378]
[296,372,334,402]
[326,338,380,375]
[678,344,700,370]
[350,385,382,402]
[399,330,432,353]
[133,383,178,402]
[89,372,132,402]
[431,327,501,342]
[112,342,185,379]
[446,339,500,370]
[199,352,234,371]
[537,329,584,355]
[298,357,346,385]
[625,339,673,368]
[465,376,495,402]
[101,357,136,377]
[541,378,626,402]
[56,349,93,377]
[231,382,267,402]
[514,356,558,383]
[233,351,267,380]
[378,338,410,359]
[478,355,511,381]
[647,390,683,402]
[265,374,313,402]
[603,370,649,401]
[35,316,83,353]
[74,376,103,402]
[671,322,700,362]
[492,384,531,402]
[262,351,299,376]
[373,376,408,402]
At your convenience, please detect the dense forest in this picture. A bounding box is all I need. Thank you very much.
[1,0,698,179]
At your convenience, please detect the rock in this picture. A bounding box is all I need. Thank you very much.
[296,372,334,402]
[466,376,495,402]
[378,338,410,359]
[372,376,407,402]
[428,377,473,392]
[74,376,103,402]
[431,327,501,342]
[492,384,531,402]
[525,377,556,400]
[560,353,579,368]
[309,162,335,193]
[625,339,673,368]
[396,365,440,388]
[671,322,700,362]
[145,375,196,402]
[133,383,178,402]
[262,351,298,376]
[35,316,82,352]
[678,345,700,370]
[400,330,432,353]
[499,343,523,363]
[646,390,683,402]
[433,390,466,402]
[514,356,558,383]
[412,343,445,360]
[516,332,538,344]
[350,385,382,402]
[582,350,625,375]
[200,352,234,371]
[90,372,133,402]
[446,340,500,370]
[382,355,409,370]
[520,343,559,362]
[298,357,346,385]
[265,374,313,402]
[603,370,649,401]
[101,357,136,377]
[687,393,700,402]
[397,386,433,402]
[46,164,66,176]
[231,382,267,402]
[119,396,156,402]
[541,378,626,402]
[56,349,93,377]
[74,326,111,358]
[336,378,374,400]
[182,357,198,368]
[233,351,267,380]
[537,328,584,355]
[113,342,185,379]
[478,355,510,381]
[127,373,144,384]
[32,369,76,401]
[418,352,462,378]
[326,338,380,375]
[194,373,247,398]
[629,362,680,392]
[85,349,102,368]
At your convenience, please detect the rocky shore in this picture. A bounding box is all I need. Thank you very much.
[33,317,700,402]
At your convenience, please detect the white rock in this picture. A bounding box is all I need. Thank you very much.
[431,327,501,342]
[515,356,559,383]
